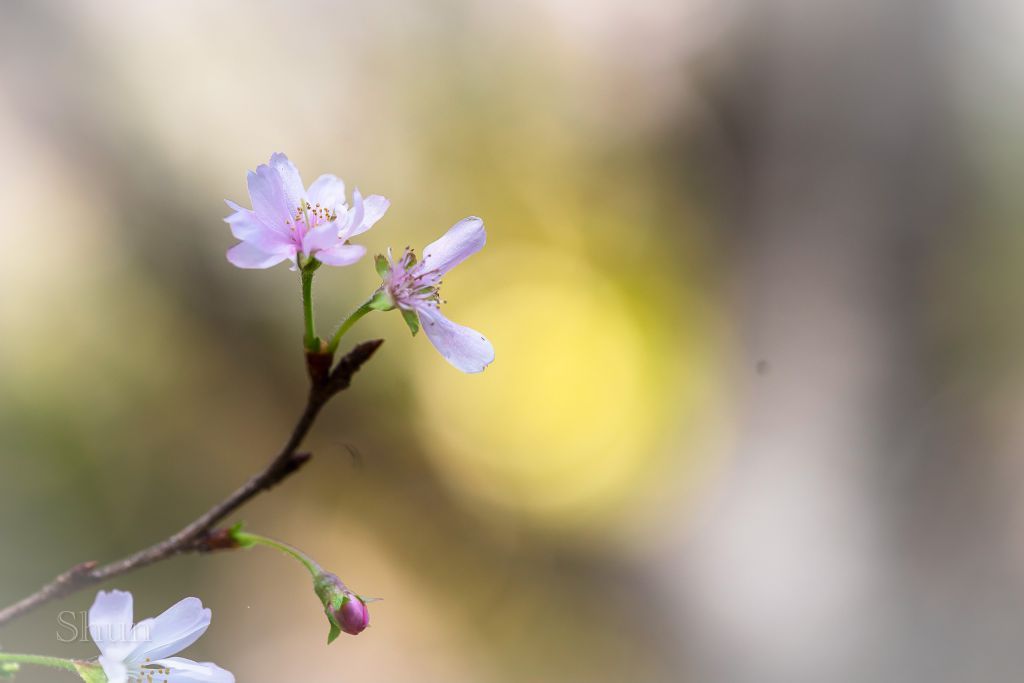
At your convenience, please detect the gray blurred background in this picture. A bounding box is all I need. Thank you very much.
[1,0,1023,681]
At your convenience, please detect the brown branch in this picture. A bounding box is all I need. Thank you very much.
[0,339,383,629]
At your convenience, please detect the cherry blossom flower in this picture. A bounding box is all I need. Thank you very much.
[225,153,389,269]
[88,590,233,683]
[376,217,494,373]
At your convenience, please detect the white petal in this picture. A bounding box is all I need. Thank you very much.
[224,202,291,253]
[98,655,129,683]
[268,152,306,216]
[349,194,390,236]
[89,590,135,661]
[315,243,366,267]
[128,597,210,663]
[246,166,290,229]
[223,200,264,241]
[306,174,346,213]
[339,188,365,238]
[417,303,494,373]
[226,241,292,269]
[301,220,342,256]
[420,217,485,276]
[150,658,235,683]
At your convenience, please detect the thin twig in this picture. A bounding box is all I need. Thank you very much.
[0,340,383,629]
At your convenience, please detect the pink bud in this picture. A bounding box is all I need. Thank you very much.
[336,594,370,635]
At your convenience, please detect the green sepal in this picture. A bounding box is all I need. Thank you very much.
[327,620,341,644]
[313,572,347,645]
[73,662,107,683]
[367,290,395,312]
[374,254,390,279]
[300,255,323,274]
[0,663,18,679]
[401,309,420,336]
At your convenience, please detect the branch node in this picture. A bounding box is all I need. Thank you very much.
[60,562,98,584]
[305,350,334,388]
[286,450,313,471]
[194,528,242,553]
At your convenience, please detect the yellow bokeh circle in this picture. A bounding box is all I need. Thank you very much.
[413,248,678,527]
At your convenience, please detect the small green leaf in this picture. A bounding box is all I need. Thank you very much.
[401,309,420,336]
[228,522,256,548]
[374,254,390,279]
[73,662,107,683]
[0,662,19,679]
[367,290,395,312]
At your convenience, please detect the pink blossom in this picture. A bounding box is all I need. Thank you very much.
[225,153,389,269]
[378,217,494,373]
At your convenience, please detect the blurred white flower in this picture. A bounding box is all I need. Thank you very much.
[89,590,233,683]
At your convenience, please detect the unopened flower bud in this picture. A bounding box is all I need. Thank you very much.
[314,571,373,642]
[336,593,370,635]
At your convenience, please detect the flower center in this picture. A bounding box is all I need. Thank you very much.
[130,658,173,682]
[388,248,442,306]
[287,200,338,237]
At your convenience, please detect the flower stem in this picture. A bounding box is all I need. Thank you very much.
[300,262,322,351]
[0,652,78,673]
[327,299,375,354]
[234,531,323,578]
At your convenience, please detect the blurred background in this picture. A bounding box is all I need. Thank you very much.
[1,0,1023,681]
